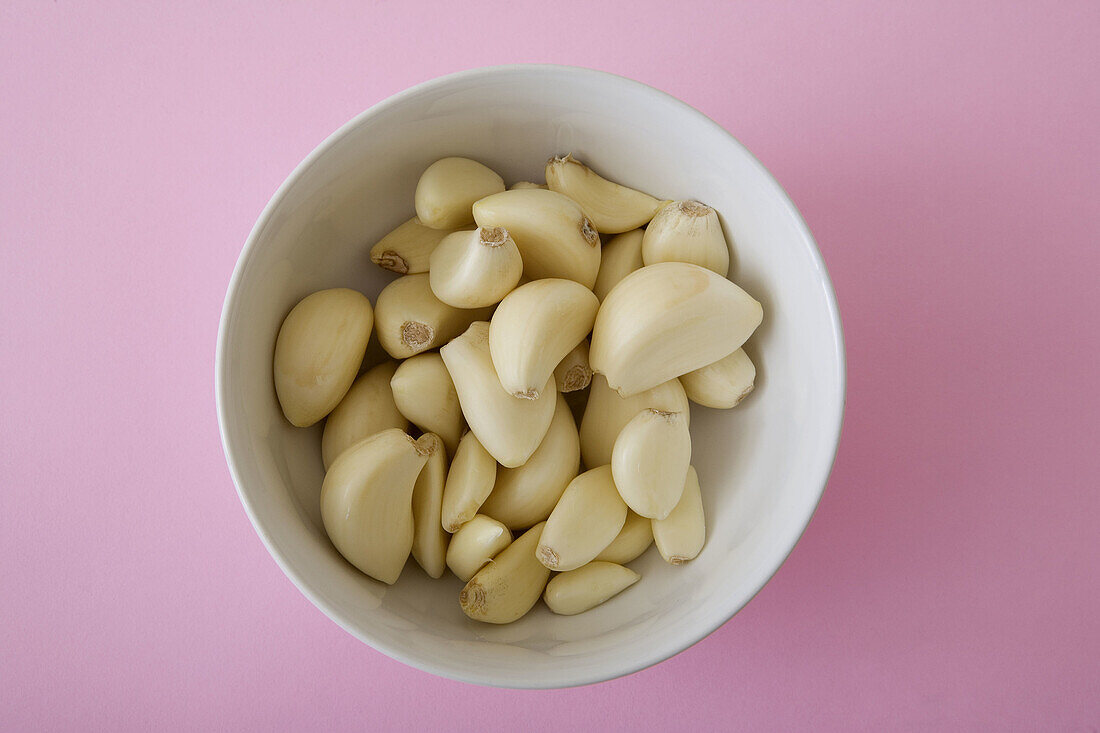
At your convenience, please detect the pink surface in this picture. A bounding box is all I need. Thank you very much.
[2,1,1098,729]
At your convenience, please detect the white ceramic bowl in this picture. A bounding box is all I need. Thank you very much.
[216,65,845,688]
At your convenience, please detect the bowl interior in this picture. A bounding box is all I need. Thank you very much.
[217,66,844,688]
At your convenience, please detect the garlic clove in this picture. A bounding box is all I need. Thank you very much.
[479,394,580,530]
[652,466,706,564]
[440,430,497,532]
[543,561,640,615]
[593,229,644,301]
[410,434,449,579]
[488,279,599,399]
[460,522,550,624]
[594,510,653,564]
[428,226,523,308]
[440,322,556,468]
[545,154,663,234]
[509,181,547,190]
[680,347,756,409]
[321,360,408,470]
[389,352,465,456]
[415,157,505,229]
[369,217,467,275]
[446,514,512,582]
[274,288,373,427]
[536,465,627,571]
[553,340,592,393]
[589,262,762,397]
[374,273,493,359]
[579,374,689,468]
[320,428,430,584]
[472,188,601,288]
[641,200,730,276]
[611,408,691,519]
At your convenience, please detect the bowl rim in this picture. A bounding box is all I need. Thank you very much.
[215,63,847,689]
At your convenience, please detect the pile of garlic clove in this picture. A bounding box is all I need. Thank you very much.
[272,155,763,624]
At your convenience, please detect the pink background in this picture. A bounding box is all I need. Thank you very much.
[2,1,1098,730]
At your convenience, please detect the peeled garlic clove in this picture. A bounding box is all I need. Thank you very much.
[321,361,408,470]
[579,374,689,468]
[594,510,653,564]
[446,514,511,582]
[472,189,600,288]
[320,429,429,584]
[440,430,497,532]
[374,274,493,359]
[537,465,627,571]
[590,262,762,397]
[274,288,373,427]
[410,434,449,579]
[545,154,663,234]
[428,226,523,308]
[479,394,580,530]
[415,157,505,229]
[440,322,556,468]
[611,408,691,519]
[553,340,592,393]
[509,181,546,190]
[593,229,644,301]
[681,348,756,409]
[652,466,705,564]
[460,522,550,624]
[543,561,640,615]
[369,217,464,274]
[488,279,599,399]
[641,200,730,277]
[389,352,464,455]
